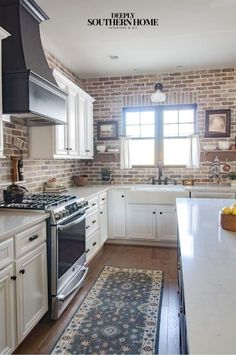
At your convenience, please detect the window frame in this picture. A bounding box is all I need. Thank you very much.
[123,104,197,168]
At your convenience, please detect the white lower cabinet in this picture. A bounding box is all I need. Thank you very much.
[126,205,157,240]
[108,190,126,239]
[0,264,16,354]
[0,221,48,354]
[156,205,177,242]
[100,202,108,245]
[16,244,48,343]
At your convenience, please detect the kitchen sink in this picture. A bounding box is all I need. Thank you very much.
[131,184,185,192]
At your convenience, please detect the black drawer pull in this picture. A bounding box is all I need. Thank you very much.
[86,249,90,253]
[160,212,162,215]
[86,226,90,229]
[92,220,96,224]
[29,234,38,242]
[102,198,105,201]
[100,211,103,214]
[11,276,17,281]
[92,242,97,246]
[153,211,156,214]
[85,149,90,152]
[19,269,25,274]
[92,203,96,206]
[121,195,124,198]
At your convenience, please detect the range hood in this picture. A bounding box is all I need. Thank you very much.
[0,0,67,125]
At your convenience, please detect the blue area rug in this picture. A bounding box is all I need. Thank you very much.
[52,266,163,354]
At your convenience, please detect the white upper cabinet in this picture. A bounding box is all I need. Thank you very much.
[29,69,94,160]
[0,27,10,159]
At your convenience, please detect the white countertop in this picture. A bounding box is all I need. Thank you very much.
[176,198,236,354]
[67,184,236,200]
[0,211,49,240]
[67,185,110,199]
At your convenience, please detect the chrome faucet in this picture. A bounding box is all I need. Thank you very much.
[157,161,163,185]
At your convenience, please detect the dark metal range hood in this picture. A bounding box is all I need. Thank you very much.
[0,0,67,125]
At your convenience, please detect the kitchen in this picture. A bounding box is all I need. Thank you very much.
[0,0,236,354]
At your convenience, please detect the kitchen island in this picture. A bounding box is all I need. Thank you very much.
[176,198,236,354]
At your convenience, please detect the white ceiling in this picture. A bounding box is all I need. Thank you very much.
[36,0,236,78]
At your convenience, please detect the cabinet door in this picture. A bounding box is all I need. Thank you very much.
[100,203,108,245]
[67,87,79,157]
[77,93,87,158]
[54,77,68,156]
[16,244,48,343]
[108,191,126,239]
[126,205,157,240]
[0,264,16,354]
[85,99,94,158]
[156,206,177,242]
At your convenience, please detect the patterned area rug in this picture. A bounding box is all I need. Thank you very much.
[52,266,163,355]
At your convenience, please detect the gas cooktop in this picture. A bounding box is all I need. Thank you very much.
[0,194,77,210]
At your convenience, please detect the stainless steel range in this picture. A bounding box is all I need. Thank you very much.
[0,194,89,319]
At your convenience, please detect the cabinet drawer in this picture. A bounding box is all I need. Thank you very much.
[15,222,46,258]
[99,192,107,206]
[86,210,99,237]
[0,238,14,270]
[87,196,99,211]
[85,230,100,263]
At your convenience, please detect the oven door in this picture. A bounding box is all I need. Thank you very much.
[51,212,87,296]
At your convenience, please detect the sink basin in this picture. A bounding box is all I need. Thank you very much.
[131,185,185,192]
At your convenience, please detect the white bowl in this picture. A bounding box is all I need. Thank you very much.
[96,145,106,153]
[218,142,230,150]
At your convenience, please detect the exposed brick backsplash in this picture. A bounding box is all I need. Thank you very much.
[1,47,236,190]
[79,67,236,185]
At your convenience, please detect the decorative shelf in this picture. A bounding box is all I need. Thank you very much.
[201,149,236,162]
[95,152,120,162]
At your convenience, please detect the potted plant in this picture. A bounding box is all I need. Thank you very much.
[225,171,236,186]
[101,167,111,182]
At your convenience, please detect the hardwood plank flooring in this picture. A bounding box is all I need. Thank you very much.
[15,245,179,354]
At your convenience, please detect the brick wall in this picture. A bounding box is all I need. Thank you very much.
[0,51,82,192]
[79,68,236,184]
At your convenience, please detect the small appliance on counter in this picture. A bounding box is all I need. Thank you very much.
[3,183,28,204]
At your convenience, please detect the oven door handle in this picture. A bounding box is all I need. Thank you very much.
[57,266,89,302]
[58,214,85,230]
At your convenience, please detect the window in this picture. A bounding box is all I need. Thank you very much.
[123,104,196,166]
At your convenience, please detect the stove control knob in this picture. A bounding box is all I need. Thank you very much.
[54,212,60,221]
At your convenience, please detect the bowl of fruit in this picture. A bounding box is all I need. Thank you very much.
[220,204,236,231]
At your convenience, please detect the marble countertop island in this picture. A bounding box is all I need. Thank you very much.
[176,198,236,354]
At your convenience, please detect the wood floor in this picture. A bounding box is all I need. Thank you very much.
[15,244,179,354]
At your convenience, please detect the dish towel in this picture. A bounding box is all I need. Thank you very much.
[187,134,200,168]
[120,137,132,169]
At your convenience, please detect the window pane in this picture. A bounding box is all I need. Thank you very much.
[126,112,140,125]
[130,139,155,166]
[164,124,178,137]
[126,125,140,137]
[179,110,194,123]
[164,138,189,165]
[141,125,155,138]
[179,123,194,136]
[163,110,178,123]
[140,111,155,125]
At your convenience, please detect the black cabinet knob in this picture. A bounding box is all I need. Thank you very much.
[86,226,90,229]
[92,241,97,246]
[100,211,103,214]
[92,220,96,224]
[153,211,156,214]
[11,276,17,281]
[160,212,162,215]
[19,269,25,274]
[86,249,90,254]
[121,195,124,198]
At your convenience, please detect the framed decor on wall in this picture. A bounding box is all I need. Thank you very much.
[205,109,231,138]
[97,120,118,140]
